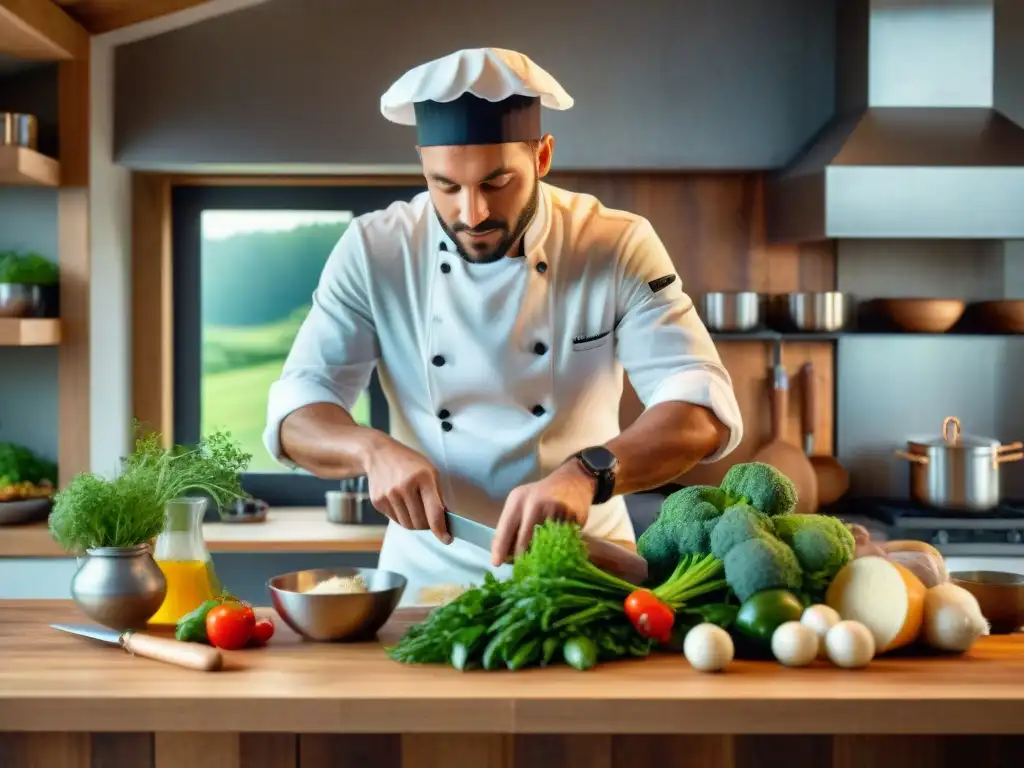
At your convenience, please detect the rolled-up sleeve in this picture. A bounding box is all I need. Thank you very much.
[262,222,379,467]
[614,218,743,462]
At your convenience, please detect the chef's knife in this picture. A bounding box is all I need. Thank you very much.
[444,510,649,586]
[51,623,223,671]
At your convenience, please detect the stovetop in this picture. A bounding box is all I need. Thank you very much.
[850,497,1024,555]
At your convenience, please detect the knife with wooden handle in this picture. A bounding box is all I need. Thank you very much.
[444,510,649,585]
[51,623,223,671]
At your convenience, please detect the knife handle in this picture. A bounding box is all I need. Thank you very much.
[122,631,223,672]
[581,534,649,586]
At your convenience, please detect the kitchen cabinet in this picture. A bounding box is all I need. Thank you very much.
[113,0,837,171]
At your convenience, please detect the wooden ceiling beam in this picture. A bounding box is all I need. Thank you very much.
[54,0,214,34]
[0,0,88,59]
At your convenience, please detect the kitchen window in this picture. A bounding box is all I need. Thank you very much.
[171,184,425,506]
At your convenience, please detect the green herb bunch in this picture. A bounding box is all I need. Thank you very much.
[387,520,730,672]
[48,424,252,553]
[0,251,59,285]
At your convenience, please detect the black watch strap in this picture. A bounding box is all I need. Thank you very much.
[574,446,618,505]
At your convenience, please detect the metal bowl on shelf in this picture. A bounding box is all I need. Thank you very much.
[768,291,851,332]
[218,497,269,523]
[701,291,765,332]
[0,497,52,526]
[268,567,406,642]
[0,112,37,149]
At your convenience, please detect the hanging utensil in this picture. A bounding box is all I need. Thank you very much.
[51,623,223,671]
[799,361,849,506]
[751,360,818,514]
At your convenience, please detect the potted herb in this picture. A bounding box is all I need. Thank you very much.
[0,251,60,318]
[49,424,251,630]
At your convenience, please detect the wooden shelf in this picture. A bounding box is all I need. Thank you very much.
[0,0,89,61]
[0,318,61,346]
[711,331,841,342]
[0,508,386,557]
[0,146,59,187]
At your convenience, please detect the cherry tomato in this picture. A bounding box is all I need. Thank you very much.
[624,589,674,644]
[205,602,256,650]
[250,618,275,646]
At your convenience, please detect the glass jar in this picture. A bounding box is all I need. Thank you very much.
[148,497,221,626]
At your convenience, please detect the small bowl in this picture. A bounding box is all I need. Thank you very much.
[267,567,406,642]
[872,298,966,333]
[218,498,269,523]
[970,300,1024,334]
[950,570,1024,634]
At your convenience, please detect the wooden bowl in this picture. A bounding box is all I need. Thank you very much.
[971,300,1024,333]
[873,298,966,333]
[950,570,1024,635]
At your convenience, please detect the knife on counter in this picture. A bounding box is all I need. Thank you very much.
[444,510,649,586]
[51,623,223,671]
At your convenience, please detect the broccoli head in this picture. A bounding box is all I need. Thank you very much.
[723,536,803,603]
[708,503,774,561]
[637,485,727,582]
[720,461,798,516]
[662,484,729,513]
[772,513,856,596]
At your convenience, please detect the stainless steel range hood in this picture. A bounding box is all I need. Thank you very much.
[767,0,1024,242]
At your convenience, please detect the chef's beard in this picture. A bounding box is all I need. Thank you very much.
[436,176,540,264]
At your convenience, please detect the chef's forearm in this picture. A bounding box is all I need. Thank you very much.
[279,403,390,479]
[603,401,729,495]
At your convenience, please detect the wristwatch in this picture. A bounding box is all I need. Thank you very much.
[572,446,619,505]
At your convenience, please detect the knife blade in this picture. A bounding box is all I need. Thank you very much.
[443,510,649,585]
[51,623,223,671]
[444,510,496,552]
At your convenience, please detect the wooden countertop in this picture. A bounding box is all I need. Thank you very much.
[0,509,386,557]
[1,600,1023,736]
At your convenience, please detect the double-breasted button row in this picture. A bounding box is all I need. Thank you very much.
[435,408,453,432]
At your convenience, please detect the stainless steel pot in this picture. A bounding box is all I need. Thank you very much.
[71,544,168,631]
[769,291,850,332]
[894,416,1024,512]
[701,291,764,332]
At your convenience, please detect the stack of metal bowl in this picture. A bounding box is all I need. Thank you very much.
[701,292,765,333]
[768,291,851,332]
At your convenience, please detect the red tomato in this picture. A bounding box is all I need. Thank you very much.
[205,602,256,650]
[624,589,674,643]
[250,618,275,646]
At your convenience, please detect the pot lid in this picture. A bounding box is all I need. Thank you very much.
[906,416,1001,449]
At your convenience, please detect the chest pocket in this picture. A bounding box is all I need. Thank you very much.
[571,328,613,352]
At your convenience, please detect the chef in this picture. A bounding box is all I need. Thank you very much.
[263,48,743,603]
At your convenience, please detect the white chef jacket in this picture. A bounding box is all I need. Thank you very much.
[263,181,743,605]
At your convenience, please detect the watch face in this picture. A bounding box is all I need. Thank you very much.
[581,446,617,472]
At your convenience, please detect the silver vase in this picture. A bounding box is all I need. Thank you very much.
[70,543,168,631]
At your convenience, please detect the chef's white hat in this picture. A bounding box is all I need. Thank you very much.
[380,47,574,147]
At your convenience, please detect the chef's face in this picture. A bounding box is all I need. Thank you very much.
[419,136,554,262]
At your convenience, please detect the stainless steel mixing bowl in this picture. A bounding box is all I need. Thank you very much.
[267,567,407,642]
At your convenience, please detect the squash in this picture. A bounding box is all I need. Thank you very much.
[825,556,926,653]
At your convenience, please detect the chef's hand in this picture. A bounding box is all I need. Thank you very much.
[491,460,595,566]
[364,438,451,544]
